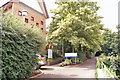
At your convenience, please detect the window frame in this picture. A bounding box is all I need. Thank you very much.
[25,18,28,23]
[31,16,34,21]
[18,11,22,16]
[41,21,43,25]
[36,23,39,27]
[41,28,43,32]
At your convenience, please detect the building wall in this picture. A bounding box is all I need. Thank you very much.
[13,2,46,36]
[3,1,46,38]
[3,2,12,13]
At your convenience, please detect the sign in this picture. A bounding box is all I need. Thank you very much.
[48,49,53,58]
[65,53,77,57]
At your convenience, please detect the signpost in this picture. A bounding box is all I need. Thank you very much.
[48,49,53,65]
[48,49,53,58]
[65,53,77,64]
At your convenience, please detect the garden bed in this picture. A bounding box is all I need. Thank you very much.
[47,58,64,65]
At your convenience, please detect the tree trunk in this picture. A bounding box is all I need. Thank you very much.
[79,44,81,51]
[72,45,75,53]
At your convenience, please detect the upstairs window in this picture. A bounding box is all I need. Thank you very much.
[18,11,22,16]
[31,16,34,21]
[25,18,28,23]
[41,21,43,25]
[36,23,39,27]
[41,28,43,32]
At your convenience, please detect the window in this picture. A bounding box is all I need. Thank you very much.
[18,11,22,16]
[31,16,34,21]
[41,28,43,32]
[25,18,28,23]
[41,21,43,25]
[36,23,39,27]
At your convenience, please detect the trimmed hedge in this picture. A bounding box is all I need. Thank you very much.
[1,11,45,79]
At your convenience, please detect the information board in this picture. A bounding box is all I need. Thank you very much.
[48,49,53,58]
[65,53,77,57]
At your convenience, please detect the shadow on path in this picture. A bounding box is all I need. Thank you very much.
[34,57,97,78]
[68,57,97,70]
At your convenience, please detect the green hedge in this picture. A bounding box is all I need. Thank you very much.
[100,54,120,79]
[96,57,102,69]
[1,11,45,79]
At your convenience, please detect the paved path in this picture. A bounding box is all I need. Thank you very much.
[35,57,97,78]
[97,69,108,78]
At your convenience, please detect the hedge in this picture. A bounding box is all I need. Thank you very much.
[1,11,45,79]
[101,54,120,79]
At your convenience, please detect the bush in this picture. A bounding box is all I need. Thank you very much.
[86,51,95,59]
[52,49,61,58]
[110,56,120,78]
[96,58,102,69]
[77,51,86,62]
[59,59,72,67]
[100,54,120,79]
[1,11,45,79]
[46,57,61,63]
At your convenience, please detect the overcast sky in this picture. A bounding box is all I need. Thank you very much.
[45,0,120,32]
[0,0,120,32]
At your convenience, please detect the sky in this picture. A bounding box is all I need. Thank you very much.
[0,0,120,32]
[44,0,120,32]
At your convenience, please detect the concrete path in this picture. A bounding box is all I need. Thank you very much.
[97,69,108,78]
[35,57,97,78]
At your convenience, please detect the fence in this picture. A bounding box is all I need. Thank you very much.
[101,62,116,79]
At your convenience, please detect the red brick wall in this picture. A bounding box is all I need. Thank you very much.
[12,2,46,38]
[3,3,12,13]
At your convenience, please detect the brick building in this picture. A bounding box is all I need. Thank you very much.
[1,0,49,38]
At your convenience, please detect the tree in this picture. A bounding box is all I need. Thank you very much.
[117,25,120,54]
[102,30,119,55]
[48,0,104,56]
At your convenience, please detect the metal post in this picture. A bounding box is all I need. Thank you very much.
[75,57,76,64]
[62,39,64,56]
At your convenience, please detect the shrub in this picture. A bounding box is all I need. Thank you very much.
[77,51,86,62]
[100,54,120,79]
[86,51,95,59]
[52,49,61,58]
[110,55,120,78]
[46,57,61,63]
[96,58,102,69]
[59,59,72,67]
[1,11,45,79]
